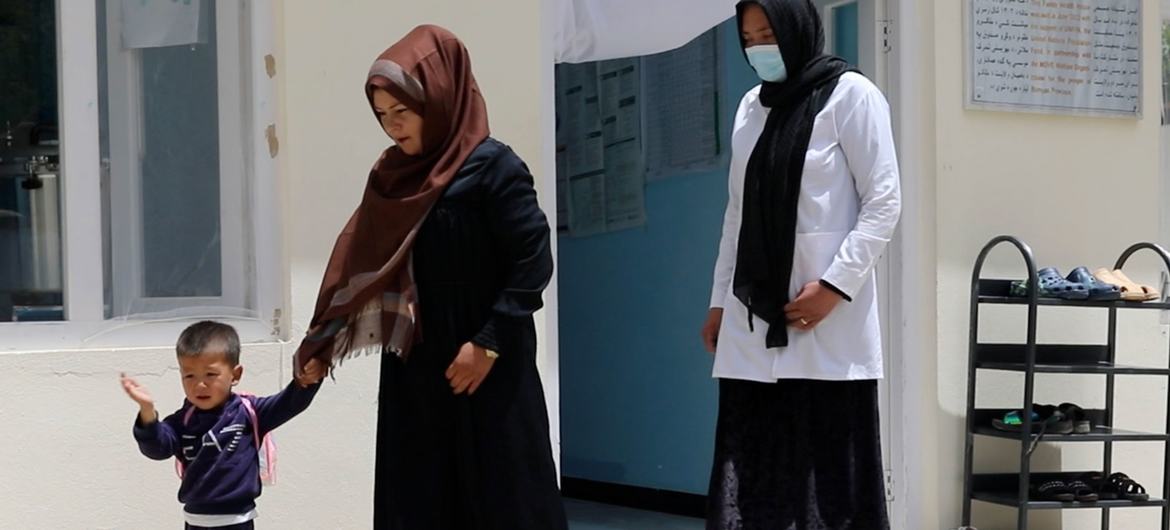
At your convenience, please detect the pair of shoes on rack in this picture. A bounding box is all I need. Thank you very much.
[992,403,1092,435]
[1009,267,1120,300]
[1034,472,1149,503]
[1093,268,1161,301]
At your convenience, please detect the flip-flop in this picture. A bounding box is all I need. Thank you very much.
[1094,268,1146,301]
[992,404,1072,434]
[1110,269,1160,302]
[1066,267,1121,301]
[992,408,1041,431]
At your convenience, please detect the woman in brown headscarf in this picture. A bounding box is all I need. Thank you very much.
[294,25,567,529]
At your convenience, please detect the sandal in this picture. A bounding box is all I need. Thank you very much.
[993,405,1072,434]
[1057,402,1093,434]
[1066,267,1121,301]
[1080,472,1116,500]
[1033,480,1075,502]
[1106,472,1150,502]
[1109,269,1161,302]
[1093,269,1147,301]
[992,404,1074,456]
[993,407,1040,431]
[1066,479,1100,502]
[1010,268,1090,300]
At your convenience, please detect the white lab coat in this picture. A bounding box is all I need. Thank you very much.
[554,0,736,63]
[709,73,902,382]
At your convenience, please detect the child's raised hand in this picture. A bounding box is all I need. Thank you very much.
[296,358,325,388]
[120,373,154,409]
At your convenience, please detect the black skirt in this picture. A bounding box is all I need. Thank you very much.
[706,378,889,530]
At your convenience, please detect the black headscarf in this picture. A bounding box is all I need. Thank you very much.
[732,0,859,348]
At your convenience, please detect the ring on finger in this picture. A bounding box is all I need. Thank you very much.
[799,317,810,326]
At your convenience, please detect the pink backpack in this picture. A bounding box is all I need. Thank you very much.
[174,393,278,485]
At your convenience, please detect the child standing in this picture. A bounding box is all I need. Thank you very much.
[120,321,324,529]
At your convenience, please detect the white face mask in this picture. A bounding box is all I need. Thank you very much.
[745,44,788,83]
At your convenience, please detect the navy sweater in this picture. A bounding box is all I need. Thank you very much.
[133,381,320,515]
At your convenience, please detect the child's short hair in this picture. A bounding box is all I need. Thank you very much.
[177,321,241,365]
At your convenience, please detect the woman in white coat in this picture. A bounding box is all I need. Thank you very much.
[700,0,901,528]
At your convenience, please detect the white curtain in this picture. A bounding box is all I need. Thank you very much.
[554,0,737,63]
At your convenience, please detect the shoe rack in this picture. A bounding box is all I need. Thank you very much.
[961,236,1170,530]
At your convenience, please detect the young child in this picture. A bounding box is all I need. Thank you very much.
[120,321,324,529]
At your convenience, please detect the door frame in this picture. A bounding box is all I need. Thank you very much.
[102,0,248,316]
[536,1,922,524]
[884,0,931,527]
[816,0,911,526]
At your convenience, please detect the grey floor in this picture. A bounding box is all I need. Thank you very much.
[565,499,705,530]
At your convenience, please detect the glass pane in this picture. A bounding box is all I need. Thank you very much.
[0,1,64,322]
[1162,19,1170,125]
[98,0,238,317]
[833,2,861,68]
[139,20,222,298]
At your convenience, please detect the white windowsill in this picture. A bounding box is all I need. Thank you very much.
[0,318,283,354]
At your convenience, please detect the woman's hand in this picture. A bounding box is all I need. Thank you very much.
[784,281,843,331]
[296,358,326,388]
[446,342,497,395]
[701,308,724,354]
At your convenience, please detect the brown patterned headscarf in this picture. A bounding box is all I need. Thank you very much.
[294,25,489,375]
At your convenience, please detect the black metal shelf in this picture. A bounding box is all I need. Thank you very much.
[973,426,1169,443]
[977,279,1170,309]
[972,491,1168,510]
[972,343,1170,375]
[973,473,1169,510]
[978,295,1170,310]
[970,409,1168,442]
[975,362,1170,376]
[962,237,1170,530]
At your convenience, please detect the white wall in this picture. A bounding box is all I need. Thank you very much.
[926,0,1168,528]
[278,0,556,522]
[0,1,554,528]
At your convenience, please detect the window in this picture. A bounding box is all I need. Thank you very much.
[99,0,250,317]
[0,2,63,322]
[828,1,861,67]
[1162,17,1170,125]
[0,1,279,347]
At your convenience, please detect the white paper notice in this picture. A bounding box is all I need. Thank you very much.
[599,58,641,144]
[121,0,206,49]
[970,0,1141,115]
[560,62,601,144]
[643,31,720,179]
[568,170,607,237]
[604,139,646,230]
[556,147,569,231]
[568,130,605,178]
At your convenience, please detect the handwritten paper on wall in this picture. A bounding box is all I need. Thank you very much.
[969,0,1141,116]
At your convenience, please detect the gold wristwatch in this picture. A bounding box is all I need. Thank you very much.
[484,348,499,359]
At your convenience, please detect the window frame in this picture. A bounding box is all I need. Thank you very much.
[0,0,282,351]
[104,0,247,314]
